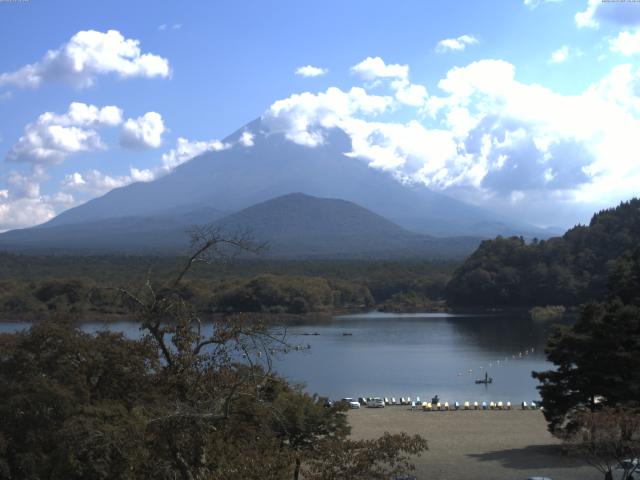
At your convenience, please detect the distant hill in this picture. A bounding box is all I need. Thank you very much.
[0,193,482,259]
[446,198,640,306]
[215,193,481,258]
[39,118,548,239]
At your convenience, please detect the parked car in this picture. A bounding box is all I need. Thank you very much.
[614,458,639,480]
[341,397,361,409]
[368,397,385,408]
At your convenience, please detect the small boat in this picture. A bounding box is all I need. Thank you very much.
[342,332,353,336]
[475,372,493,384]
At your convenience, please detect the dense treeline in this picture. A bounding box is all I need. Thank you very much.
[446,198,640,307]
[0,256,456,318]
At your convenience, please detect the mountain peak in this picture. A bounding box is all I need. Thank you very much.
[22,118,547,239]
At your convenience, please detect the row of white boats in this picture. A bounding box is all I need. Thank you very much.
[350,396,542,411]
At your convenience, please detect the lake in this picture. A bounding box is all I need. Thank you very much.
[0,311,556,404]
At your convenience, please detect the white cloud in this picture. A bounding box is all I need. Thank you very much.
[6,102,122,164]
[129,168,155,182]
[263,57,640,219]
[576,0,640,29]
[0,168,75,231]
[62,168,134,196]
[435,35,478,53]
[295,65,328,77]
[0,29,170,89]
[391,79,428,107]
[350,56,427,107]
[239,131,255,147]
[550,45,570,63]
[262,86,393,147]
[575,0,600,28]
[350,57,408,81]
[610,30,640,56]
[0,196,56,231]
[160,136,230,171]
[120,112,165,149]
[43,102,123,128]
[6,169,45,199]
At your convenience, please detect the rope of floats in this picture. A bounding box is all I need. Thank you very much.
[457,347,536,377]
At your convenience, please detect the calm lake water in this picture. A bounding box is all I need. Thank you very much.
[0,311,556,404]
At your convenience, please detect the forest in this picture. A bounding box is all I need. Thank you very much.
[0,255,455,319]
[446,198,640,307]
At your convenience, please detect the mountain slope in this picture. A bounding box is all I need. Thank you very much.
[0,193,482,258]
[40,118,544,238]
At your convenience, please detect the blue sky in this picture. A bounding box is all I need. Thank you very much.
[1,0,640,230]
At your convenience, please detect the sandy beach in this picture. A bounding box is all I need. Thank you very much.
[348,407,601,480]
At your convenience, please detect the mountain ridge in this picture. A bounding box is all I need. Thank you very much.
[0,193,482,258]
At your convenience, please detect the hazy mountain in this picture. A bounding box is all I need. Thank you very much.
[40,118,547,238]
[0,193,482,258]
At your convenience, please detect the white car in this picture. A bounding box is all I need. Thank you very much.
[368,397,385,408]
[342,398,361,409]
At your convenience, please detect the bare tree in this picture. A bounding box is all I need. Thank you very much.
[562,407,640,480]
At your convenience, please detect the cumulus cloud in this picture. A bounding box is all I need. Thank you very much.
[0,167,75,231]
[0,195,56,231]
[391,79,428,107]
[120,112,165,149]
[62,169,139,196]
[0,29,170,90]
[262,86,393,147]
[350,57,408,81]
[6,102,122,164]
[576,0,640,28]
[550,45,569,63]
[129,168,155,182]
[435,35,478,53]
[349,57,428,107]
[610,30,640,56]
[160,137,230,171]
[239,131,255,147]
[295,65,328,77]
[262,57,640,217]
[575,0,600,28]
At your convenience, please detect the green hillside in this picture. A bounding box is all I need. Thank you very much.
[446,198,640,307]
